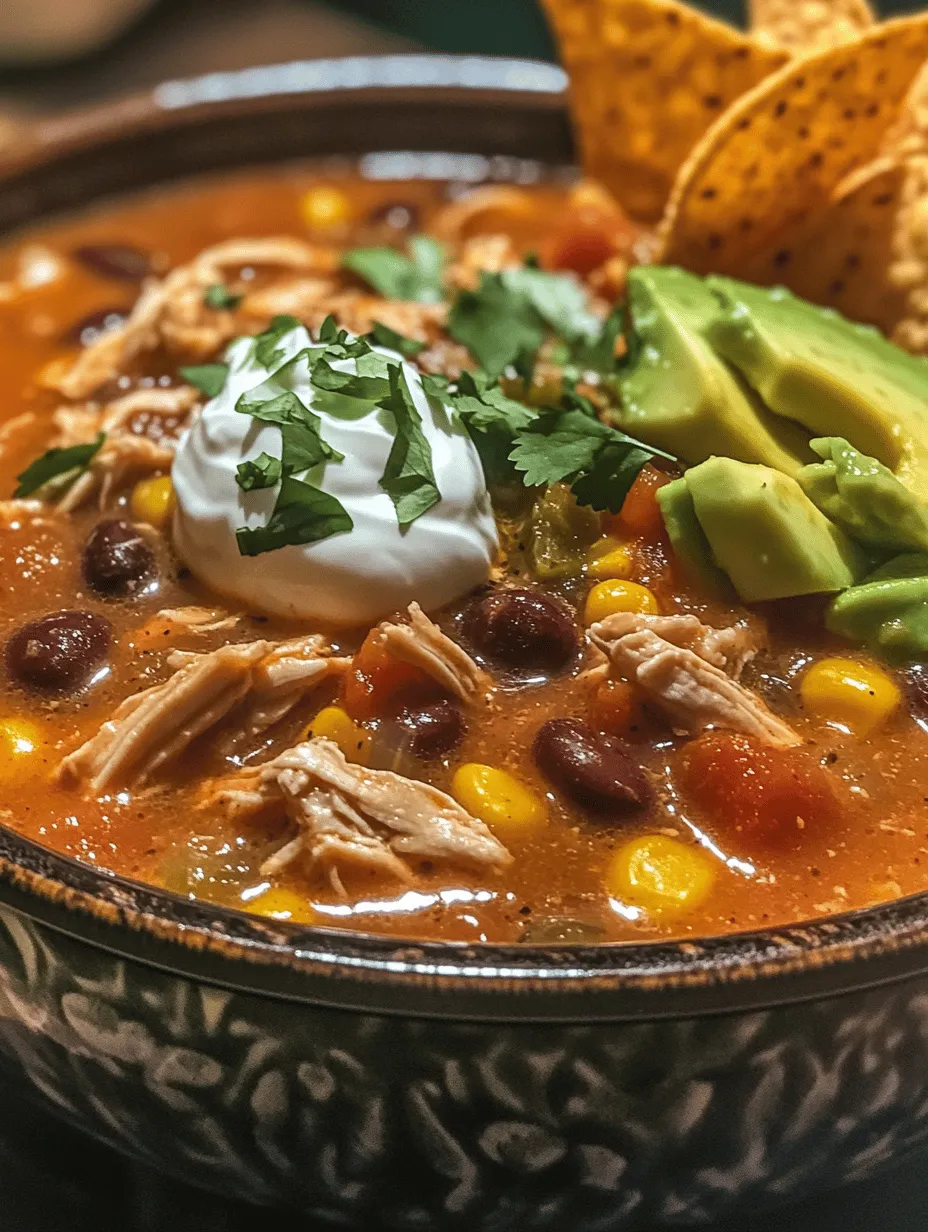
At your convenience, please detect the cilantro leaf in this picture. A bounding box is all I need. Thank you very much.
[510,409,669,512]
[503,266,600,344]
[14,432,105,498]
[510,409,609,488]
[310,355,391,401]
[342,236,445,304]
[254,314,302,369]
[236,390,343,474]
[204,283,243,311]
[452,372,536,434]
[236,475,353,556]
[378,363,440,527]
[180,362,229,398]
[447,271,547,379]
[236,452,282,491]
[569,305,623,374]
[367,320,425,357]
[571,441,655,512]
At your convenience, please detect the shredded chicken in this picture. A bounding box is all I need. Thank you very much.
[53,238,336,399]
[376,603,491,705]
[588,613,799,747]
[154,607,240,633]
[445,234,521,291]
[208,737,511,892]
[48,386,201,511]
[57,635,349,793]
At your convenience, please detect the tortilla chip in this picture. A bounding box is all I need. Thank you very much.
[750,0,876,55]
[540,0,788,223]
[740,156,909,334]
[658,15,928,275]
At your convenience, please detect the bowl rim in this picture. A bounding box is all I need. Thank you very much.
[2,53,928,1023]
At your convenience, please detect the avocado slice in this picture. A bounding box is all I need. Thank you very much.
[799,436,928,557]
[708,278,928,501]
[657,477,732,598]
[618,267,813,475]
[685,457,868,602]
[827,553,928,661]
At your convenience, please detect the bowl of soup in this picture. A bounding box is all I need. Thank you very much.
[3,4,928,1224]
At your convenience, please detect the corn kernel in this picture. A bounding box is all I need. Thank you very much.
[300,185,352,230]
[586,536,633,580]
[247,886,317,924]
[800,657,901,737]
[585,579,658,624]
[130,475,175,530]
[303,705,371,765]
[451,764,546,835]
[0,717,44,783]
[607,835,716,916]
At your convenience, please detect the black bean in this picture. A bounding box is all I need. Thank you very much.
[6,611,112,692]
[368,201,420,231]
[82,520,156,597]
[398,698,465,759]
[520,915,607,944]
[63,306,128,347]
[533,717,653,815]
[72,243,151,282]
[463,587,577,672]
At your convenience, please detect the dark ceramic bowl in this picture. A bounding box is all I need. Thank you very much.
[2,55,928,1230]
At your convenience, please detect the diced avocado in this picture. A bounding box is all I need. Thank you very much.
[827,553,928,660]
[799,437,928,556]
[657,477,732,597]
[618,267,813,475]
[708,277,928,501]
[685,457,868,602]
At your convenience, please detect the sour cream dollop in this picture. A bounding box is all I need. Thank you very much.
[172,324,498,625]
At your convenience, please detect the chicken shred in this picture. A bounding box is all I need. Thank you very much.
[588,613,799,747]
[207,737,512,893]
[57,636,349,793]
[376,603,492,705]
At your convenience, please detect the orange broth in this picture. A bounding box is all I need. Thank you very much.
[0,162,925,944]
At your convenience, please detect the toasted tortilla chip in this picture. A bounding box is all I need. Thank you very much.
[658,15,928,275]
[540,0,788,223]
[887,154,928,353]
[750,0,876,54]
[740,156,909,334]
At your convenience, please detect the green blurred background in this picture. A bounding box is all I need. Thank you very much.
[342,0,928,58]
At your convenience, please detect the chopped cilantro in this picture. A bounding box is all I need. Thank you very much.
[342,236,445,304]
[447,271,548,379]
[503,266,600,344]
[14,432,105,498]
[378,363,440,527]
[235,389,343,475]
[367,320,425,358]
[254,314,303,369]
[236,475,353,556]
[310,354,391,401]
[204,283,243,311]
[180,362,229,398]
[510,409,669,512]
[566,305,624,375]
[236,452,282,491]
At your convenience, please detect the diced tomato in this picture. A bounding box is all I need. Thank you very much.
[341,632,437,721]
[605,464,673,544]
[543,225,617,277]
[540,180,636,276]
[674,731,842,845]
[587,678,653,741]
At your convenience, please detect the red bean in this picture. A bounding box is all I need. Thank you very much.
[6,611,112,692]
[397,698,465,759]
[463,587,577,672]
[73,244,151,282]
[533,717,653,815]
[63,307,129,347]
